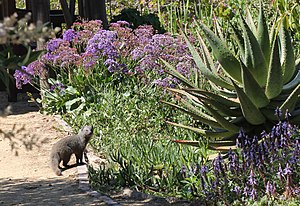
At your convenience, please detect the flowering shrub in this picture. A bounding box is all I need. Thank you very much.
[180,111,300,204]
[1,13,57,95]
[14,19,195,90]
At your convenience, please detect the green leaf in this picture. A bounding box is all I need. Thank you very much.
[202,97,242,117]
[280,84,300,113]
[265,37,283,99]
[232,81,266,125]
[257,1,271,66]
[185,88,240,107]
[166,121,235,139]
[181,31,234,90]
[279,19,296,84]
[241,61,270,108]
[161,100,221,129]
[197,23,242,83]
[240,15,268,87]
[161,58,195,88]
[282,66,300,91]
[202,101,240,132]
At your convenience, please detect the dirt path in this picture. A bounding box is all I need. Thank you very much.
[0,92,106,206]
[0,92,192,206]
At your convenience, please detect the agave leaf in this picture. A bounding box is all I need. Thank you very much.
[232,81,266,125]
[290,108,300,124]
[196,30,218,74]
[166,121,207,136]
[161,59,195,88]
[196,22,242,83]
[181,32,234,90]
[184,88,240,107]
[257,1,271,65]
[172,140,236,151]
[246,7,256,34]
[209,140,236,147]
[265,37,283,99]
[202,97,242,117]
[241,61,270,108]
[161,100,222,129]
[166,121,235,139]
[166,88,202,105]
[279,19,296,84]
[172,140,201,147]
[280,84,300,113]
[231,24,245,62]
[202,101,241,132]
[283,64,300,91]
[240,15,268,87]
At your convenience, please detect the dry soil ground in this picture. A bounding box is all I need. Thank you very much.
[0,92,106,206]
[0,92,192,206]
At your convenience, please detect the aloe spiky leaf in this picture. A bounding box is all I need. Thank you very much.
[241,61,270,108]
[280,84,300,113]
[202,97,242,117]
[279,19,295,84]
[182,32,234,90]
[202,101,241,132]
[257,1,271,65]
[161,58,195,88]
[196,31,217,74]
[246,7,256,33]
[240,16,268,87]
[161,100,218,124]
[184,88,240,107]
[197,22,242,83]
[166,121,235,139]
[161,100,222,129]
[233,81,266,125]
[231,24,245,62]
[172,140,236,150]
[265,37,283,99]
[283,67,300,91]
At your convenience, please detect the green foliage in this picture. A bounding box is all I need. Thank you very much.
[0,13,56,94]
[164,3,300,150]
[111,8,165,33]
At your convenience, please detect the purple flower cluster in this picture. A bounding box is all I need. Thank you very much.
[15,19,195,89]
[180,115,300,203]
[14,60,46,89]
[50,82,65,92]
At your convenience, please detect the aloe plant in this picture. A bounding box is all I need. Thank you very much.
[163,3,300,151]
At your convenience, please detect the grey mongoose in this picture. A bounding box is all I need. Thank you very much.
[50,125,93,176]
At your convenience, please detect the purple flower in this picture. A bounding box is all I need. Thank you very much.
[50,82,65,92]
[283,163,292,176]
[249,188,257,200]
[200,165,208,175]
[104,58,119,73]
[180,165,187,174]
[248,170,257,186]
[266,181,276,196]
[14,61,46,89]
[233,186,241,195]
[277,164,284,179]
[275,107,282,117]
[46,38,69,52]
[63,28,76,42]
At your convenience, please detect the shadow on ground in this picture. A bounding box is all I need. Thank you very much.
[0,178,106,206]
[0,92,40,116]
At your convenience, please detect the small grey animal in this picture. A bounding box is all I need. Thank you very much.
[50,125,93,176]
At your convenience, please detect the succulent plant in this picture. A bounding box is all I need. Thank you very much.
[162,3,300,151]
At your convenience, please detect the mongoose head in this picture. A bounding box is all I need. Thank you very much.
[79,125,93,140]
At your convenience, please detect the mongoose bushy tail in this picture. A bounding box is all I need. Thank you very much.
[50,125,93,176]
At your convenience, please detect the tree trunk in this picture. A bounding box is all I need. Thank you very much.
[31,0,50,105]
[78,0,108,29]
